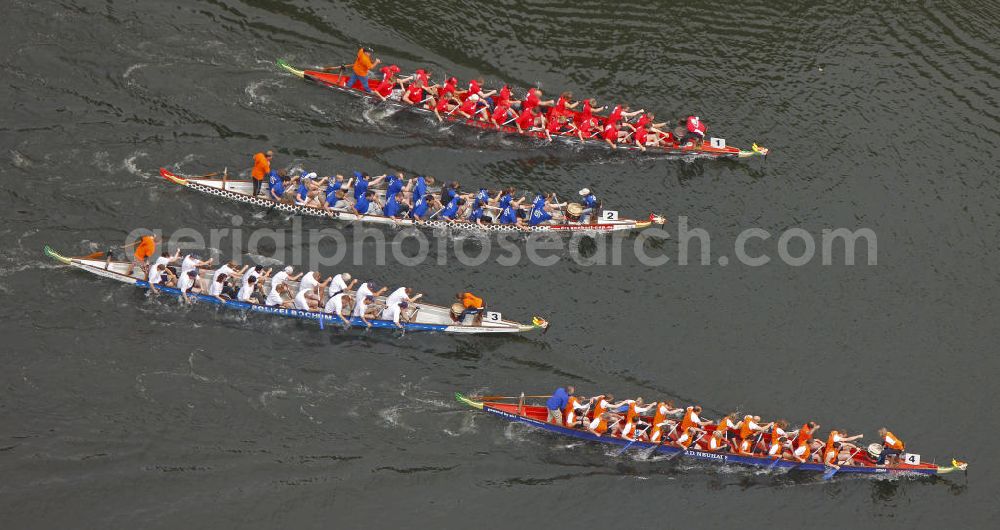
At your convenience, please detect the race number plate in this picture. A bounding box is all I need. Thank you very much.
[485,311,502,323]
[902,453,921,465]
[602,210,619,221]
[710,137,726,149]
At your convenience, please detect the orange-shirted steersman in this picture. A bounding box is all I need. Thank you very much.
[251,149,272,196]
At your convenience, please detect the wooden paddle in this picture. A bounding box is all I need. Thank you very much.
[479,394,550,401]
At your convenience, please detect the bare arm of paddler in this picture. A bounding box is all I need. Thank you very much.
[621,108,645,119]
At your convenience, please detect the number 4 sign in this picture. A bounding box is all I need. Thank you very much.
[903,453,921,465]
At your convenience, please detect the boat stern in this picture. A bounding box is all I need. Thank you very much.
[43,245,72,265]
[160,168,188,185]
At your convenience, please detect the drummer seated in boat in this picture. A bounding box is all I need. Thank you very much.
[876,427,905,465]
[455,291,485,325]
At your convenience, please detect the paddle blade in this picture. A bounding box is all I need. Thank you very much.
[822,468,837,480]
[81,251,105,260]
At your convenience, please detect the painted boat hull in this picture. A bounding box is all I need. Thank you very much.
[44,246,546,334]
[456,393,967,477]
[277,60,767,160]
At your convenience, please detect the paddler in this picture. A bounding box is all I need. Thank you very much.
[545,386,575,424]
[456,291,485,325]
[616,398,654,441]
[790,421,821,463]
[823,429,864,469]
[324,290,353,322]
[563,394,594,428]
[177,269,202,304]
[673,405,712,449]
[520,87,553,114]
[147,263,175,293]
[513,106,541,134]
[251,149,273,196]
[402,77,427,106]
[735,415,771,455]
[876,427,906,465]
[373,64,401,101]
[327,46,380,93]
[381,299,413,329]
[648,400,683,444]
[766,420,791,458]
[125,233,160,277]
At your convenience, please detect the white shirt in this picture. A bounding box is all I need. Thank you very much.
[237,282,255,302]
[265,288,284,307]
[269,271,290,296]
[382,303,403,324]
[298,272,320,294]
[242,269,261,291]
[690,411,702,424]
[149,269,164,286]
[357,282,374,301]
[385,287,409,307]
[178,273,196,293]
[294,290,312,310]
[180,255,200,278]
[153,255,172,271]
[325,292,347,314]
[209,279,225,297]
[213,264,235,283]
[352,297,368,317]
[329,274,349,296]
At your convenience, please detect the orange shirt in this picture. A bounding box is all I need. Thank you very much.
[251,152,270,181]
[352,48,374,76]
[462,292,483,309]
[134,235,155,260]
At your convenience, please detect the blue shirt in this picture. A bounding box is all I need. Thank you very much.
[353,172,369,201]
[440,198,460,219]
[387,175,403,197]
[469,204,485,222]
[498,193,512,209]
[529,207,553,226]
[414,176,428,199]
[267,170,281,189]
[384,194,402,217]
[296,183,309,202]
[443,188,457,204]
[355,194,371,214]
[270,177,285,199]
[499,206,517,224]
[476,189,490,204]
[532,194,546,211]
[582,194,597,209]
[410,196,430,219]
[546,388,569,411]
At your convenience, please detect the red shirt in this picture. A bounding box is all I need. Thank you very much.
[602,123,619,141]
[577,116,594,136]
[499,85,511,102]
[582,100,593,117]
[524,88,540,110]
[555,96,568,113]
[374,78,393,97]
[458,97,477,115]
[468,79,481,95]
[515,108,535,129]
[435,94,451,112]
[635,114,651,129]
[440,79,457,98]
[415,69,429,86]
[546,117,563,133]
[608,105,623,124]
[491,104,510,124]
[405,84,424,103]
[634,125,648,144]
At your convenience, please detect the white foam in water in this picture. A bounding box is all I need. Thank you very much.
[10,149,31,169]
[124,151,152,179]
[378,405,415,431]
